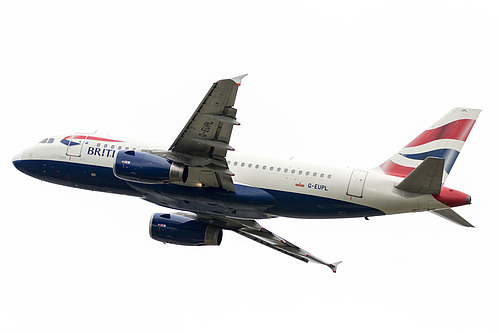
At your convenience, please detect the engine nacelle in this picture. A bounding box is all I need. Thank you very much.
[149,213,223,246]
[114,150,188,184]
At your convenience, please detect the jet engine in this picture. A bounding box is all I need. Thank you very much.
[114,150,188,184]
[149,213,223,246]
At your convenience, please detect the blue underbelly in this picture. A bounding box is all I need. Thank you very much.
[264,189,385,219]
[14,159,385,219]
[13,159,140,196]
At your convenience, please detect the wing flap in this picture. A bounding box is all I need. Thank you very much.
[190,138,235,151]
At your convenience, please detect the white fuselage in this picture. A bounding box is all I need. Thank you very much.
[13,133,452,220]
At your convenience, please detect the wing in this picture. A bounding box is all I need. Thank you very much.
[198,215,342,273]
[170,74,248,192]
[150,75,247,192]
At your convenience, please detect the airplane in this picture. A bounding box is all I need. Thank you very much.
[12,74,481,273]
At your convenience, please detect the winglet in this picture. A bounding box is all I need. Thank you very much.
[329,261,343,273]
[230,74,248,86]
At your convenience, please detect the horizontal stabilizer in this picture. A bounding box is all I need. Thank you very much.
[328,261,343,273]
[395,157,444,194]
[431,208,474,227]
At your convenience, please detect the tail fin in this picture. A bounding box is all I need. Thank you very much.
[377,107,481,183]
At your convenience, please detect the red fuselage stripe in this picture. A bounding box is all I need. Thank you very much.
[62,135,124,143]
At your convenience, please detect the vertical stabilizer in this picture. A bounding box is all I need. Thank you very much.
[376,107,481,183]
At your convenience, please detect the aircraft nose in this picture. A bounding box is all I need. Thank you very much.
[12,150,25,172]
[12,150,23,162]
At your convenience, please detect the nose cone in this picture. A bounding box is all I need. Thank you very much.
[13,150,22,161]
[12,150,25,172]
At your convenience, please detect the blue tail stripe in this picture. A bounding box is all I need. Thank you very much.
[400,149,460,174]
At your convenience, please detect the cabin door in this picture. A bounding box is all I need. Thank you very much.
[347,170,368,198]
[65,133,89,157]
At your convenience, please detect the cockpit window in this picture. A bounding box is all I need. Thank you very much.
[39,138,55,144]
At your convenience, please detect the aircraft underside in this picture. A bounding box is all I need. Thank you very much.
[15,158,385,220]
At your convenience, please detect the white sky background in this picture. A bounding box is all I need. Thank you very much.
[1,1,498,332]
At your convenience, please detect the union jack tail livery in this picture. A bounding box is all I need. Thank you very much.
[378,107,481,182]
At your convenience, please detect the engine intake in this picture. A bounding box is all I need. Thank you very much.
[149,213,223,246]
[114,150,188,184]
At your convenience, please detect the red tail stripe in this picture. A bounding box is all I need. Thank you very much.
[380,160,415,178]
[405,119,476,148]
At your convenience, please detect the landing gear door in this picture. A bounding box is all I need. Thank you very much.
[347,170,368,198]
[65,133,89,157]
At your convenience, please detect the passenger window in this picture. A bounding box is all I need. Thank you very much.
[118,146,122,150]
[97,143,101,147]
[277,167,281,172]
[327,174,332,179]
[270,166,274,171]
[111,145,115,149]
[248,163,252,168]
[298,170,303,175]
[313,172,317,177]
[241,162,246,167]
[291,169,295,174]
[320,173,324,178]
[262,166,267,170]
[306,171,310,176]
[255,164,259,169]
[284,168,288,173]
[234,161,238,166]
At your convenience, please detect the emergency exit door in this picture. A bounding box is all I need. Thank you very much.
[347,170,368,198]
